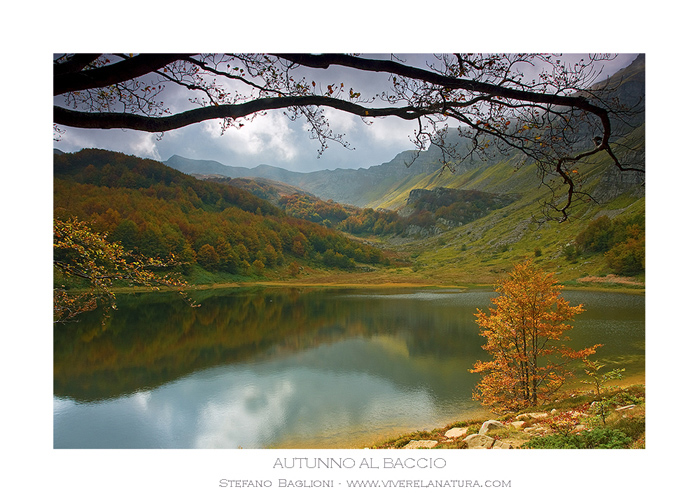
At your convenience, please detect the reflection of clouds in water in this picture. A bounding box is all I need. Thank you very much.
[188,366,435,448]
[53,396,73,414]
[193,375,295,448]
[132,390,150,410]
[122,352,437,448]
[54,338,441,448]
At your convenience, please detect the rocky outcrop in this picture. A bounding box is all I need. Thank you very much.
[392,385,645,450]
[416,420,515,449]
[464,434,498,449]
[444,427,469,439]
[403,440,439,449]
[479,420,505,436]
[402,413,549,449]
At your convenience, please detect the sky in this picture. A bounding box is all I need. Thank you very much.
[53,53,639,173]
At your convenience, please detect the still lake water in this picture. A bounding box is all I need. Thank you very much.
[53,287,644,449]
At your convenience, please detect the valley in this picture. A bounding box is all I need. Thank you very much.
[161,136,644,289]
[155,55,645,288]
[54,54,646,296]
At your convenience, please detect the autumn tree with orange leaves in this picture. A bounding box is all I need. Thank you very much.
[470,261,599,412]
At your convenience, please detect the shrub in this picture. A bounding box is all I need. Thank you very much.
[563,243,579,261]
[575,215,613,252]
[573,214,645,274]
[605,234,644,275]
[524,427,631,449]
[610,417,645,442]
[610,391,644,407]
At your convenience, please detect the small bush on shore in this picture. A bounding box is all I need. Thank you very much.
[523,427,631,449]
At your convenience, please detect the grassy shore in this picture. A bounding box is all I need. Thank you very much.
[369,383,645,449]
[108,263,644,294]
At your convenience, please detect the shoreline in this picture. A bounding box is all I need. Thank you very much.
[106,272,645,295]
[367,381,646,450]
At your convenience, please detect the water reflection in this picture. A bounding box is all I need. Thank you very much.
[53,288,491,402]
[53,287,644,448]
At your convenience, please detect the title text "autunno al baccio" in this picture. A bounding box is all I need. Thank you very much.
[272,457,447,469]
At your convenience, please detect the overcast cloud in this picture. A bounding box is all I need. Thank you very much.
[54,53,639,173]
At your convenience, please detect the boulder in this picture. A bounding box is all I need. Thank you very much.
[479,420,505,436]
[510,421,526,429]
[444,427,469,439]
[464,434,495,449]
[516,412,548,421]
[492,439,514,449]
[403,440,438,449]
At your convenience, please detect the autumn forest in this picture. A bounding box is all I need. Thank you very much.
[54,149,388,283]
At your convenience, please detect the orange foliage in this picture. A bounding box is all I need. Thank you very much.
[54,217,194,323]
[470,260,598,412]
[54,150,387,276]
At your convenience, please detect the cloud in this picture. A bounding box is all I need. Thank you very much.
[131,134,161,159]
[57,126,163,160]
[364,116,416,147]
[203,110,300,164]
[321,107,418,149]
[322,107,359,135]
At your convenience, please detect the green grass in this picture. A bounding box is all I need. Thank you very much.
[381,179,644,286]
[359,123,644,287]
[523,427,632,449]
[183,264,253,286]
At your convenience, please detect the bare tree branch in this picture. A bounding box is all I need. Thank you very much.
[54,95,438,131]
[54,53,192,95]
[53,54,102,76]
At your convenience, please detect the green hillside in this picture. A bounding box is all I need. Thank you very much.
[378,141,644,285]
[169,121,644,287]
[353,57,646,286]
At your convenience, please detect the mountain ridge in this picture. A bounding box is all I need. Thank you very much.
[164,54,645,212]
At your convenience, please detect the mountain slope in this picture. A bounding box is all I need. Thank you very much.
[158,55,645,285]
[54,149,389,283]
[165,55,644,215]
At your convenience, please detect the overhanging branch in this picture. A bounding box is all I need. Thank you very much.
[275,54,609,116]
[54,95,431,132]
[54,53,193,96]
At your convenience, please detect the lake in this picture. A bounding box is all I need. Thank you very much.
[53,287,644,449]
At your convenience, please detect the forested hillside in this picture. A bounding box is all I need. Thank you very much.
[207,178,520,240]
[54,149,388,282]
